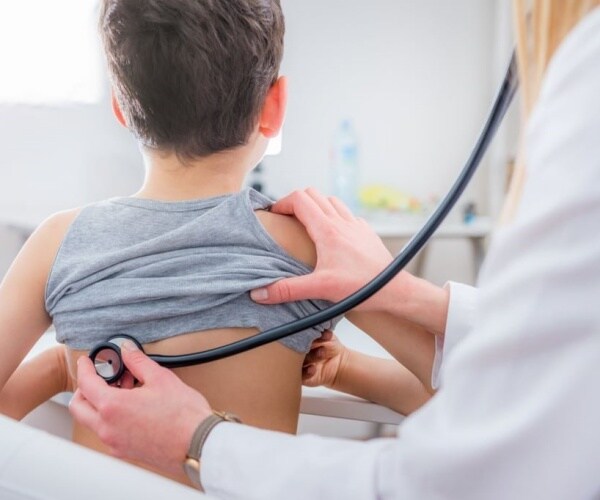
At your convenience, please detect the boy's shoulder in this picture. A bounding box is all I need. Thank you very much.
[254,209,317,269]
[36,207,83,246]
[27,207,83,271]
[38,197,126,240]
[1,207,84,314]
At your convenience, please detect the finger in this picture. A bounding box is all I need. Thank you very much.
[271,190,324,217]
[304,188,338,216]
[328,196,355,220]
[119,371,136,390]
[120,341,165,384]
[307,340,327,351]
[304,347,325,365]
[302,364,316,377]
[270,191,328,238]
[306,331,334,350]
[76,356,114,408]
[308,331,336,350]
[321,330,334,342]
[302,364,317,380]
[309,340,342,363]
[251,274,321,304]
[69,390,102,432]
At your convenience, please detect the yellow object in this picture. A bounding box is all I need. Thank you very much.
[359,185,422,213]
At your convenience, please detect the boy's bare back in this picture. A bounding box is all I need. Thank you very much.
[6,199,317,485]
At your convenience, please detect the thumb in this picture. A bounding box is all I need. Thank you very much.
[251,275,320,304]
[120,341,164,384]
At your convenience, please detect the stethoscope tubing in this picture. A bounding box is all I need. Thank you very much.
[92,52,519,378]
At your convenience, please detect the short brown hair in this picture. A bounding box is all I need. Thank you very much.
[100,0,285,158]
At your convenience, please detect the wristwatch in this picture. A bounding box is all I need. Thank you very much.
[183,410,242,489]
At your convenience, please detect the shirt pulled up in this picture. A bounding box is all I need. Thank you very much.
[45,188,336,353]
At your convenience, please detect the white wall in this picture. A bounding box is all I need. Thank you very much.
[0,87,143,276]
[0,99,143,214]
[265,0,498,206]
[260,0,514,284]
[0,1,517,285]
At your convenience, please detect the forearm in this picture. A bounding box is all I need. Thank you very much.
[347,310,436,392]
[0,346,70,420]
[332,350,431,415]
[378,272,450,336]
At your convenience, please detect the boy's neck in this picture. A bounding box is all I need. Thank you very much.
[135,147,256,201]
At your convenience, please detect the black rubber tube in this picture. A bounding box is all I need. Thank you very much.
[144,53,519,369]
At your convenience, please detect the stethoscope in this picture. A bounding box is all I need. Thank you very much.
[90,53,519,385]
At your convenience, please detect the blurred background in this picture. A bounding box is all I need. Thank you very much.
[0,0,519,285]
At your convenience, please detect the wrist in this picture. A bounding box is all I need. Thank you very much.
[389,273,450,335]
[183,410,242,489]
[329,348,355,392]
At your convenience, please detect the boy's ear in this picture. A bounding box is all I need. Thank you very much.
[111,92,128,128]
[259,76,288,138]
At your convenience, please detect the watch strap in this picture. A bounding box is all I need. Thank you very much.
[184,411,241,488]
[188,414,225,461]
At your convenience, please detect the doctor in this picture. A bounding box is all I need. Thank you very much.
[70,1,600,498]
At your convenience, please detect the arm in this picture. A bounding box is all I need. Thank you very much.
[256,198,444,390]
[260,209,436,407]
[0,209,79,392]
[346,310,436,392]
[331,350,431,415]
[257,191,481,390]
[303,332,430,415]
[251,188,450,335]
[0,345,72,420]
[303,281,477,408]
[335,350,430,414]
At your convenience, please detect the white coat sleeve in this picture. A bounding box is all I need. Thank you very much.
[432,281,478,389]
[202,9,600,499]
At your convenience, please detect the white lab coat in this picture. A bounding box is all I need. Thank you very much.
[202,8,600,500]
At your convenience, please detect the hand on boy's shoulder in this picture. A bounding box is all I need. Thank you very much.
[255,209,317,269]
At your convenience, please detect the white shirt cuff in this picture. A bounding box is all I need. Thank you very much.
[431,281,477,389]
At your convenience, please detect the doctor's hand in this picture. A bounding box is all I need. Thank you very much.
[251,188,400,312]
[251,188,450,335]
[69,341,212,477]
[302,330,349,388]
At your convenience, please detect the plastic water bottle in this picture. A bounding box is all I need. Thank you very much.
[331,120,359,213]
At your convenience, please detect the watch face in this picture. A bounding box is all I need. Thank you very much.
[184,458,201,487]
[184,457,200,472]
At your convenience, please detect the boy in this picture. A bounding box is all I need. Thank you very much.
[0,0,431,486]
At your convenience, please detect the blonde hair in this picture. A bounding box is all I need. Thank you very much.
[501,0,600,222]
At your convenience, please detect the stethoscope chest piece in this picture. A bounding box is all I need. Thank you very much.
[88,335,144,385]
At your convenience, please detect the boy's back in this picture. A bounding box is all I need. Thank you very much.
[46,188,330,356]
[42,188,327,485]
[0,0,336,487]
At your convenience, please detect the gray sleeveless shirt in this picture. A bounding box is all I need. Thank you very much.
[45,188,336,353]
